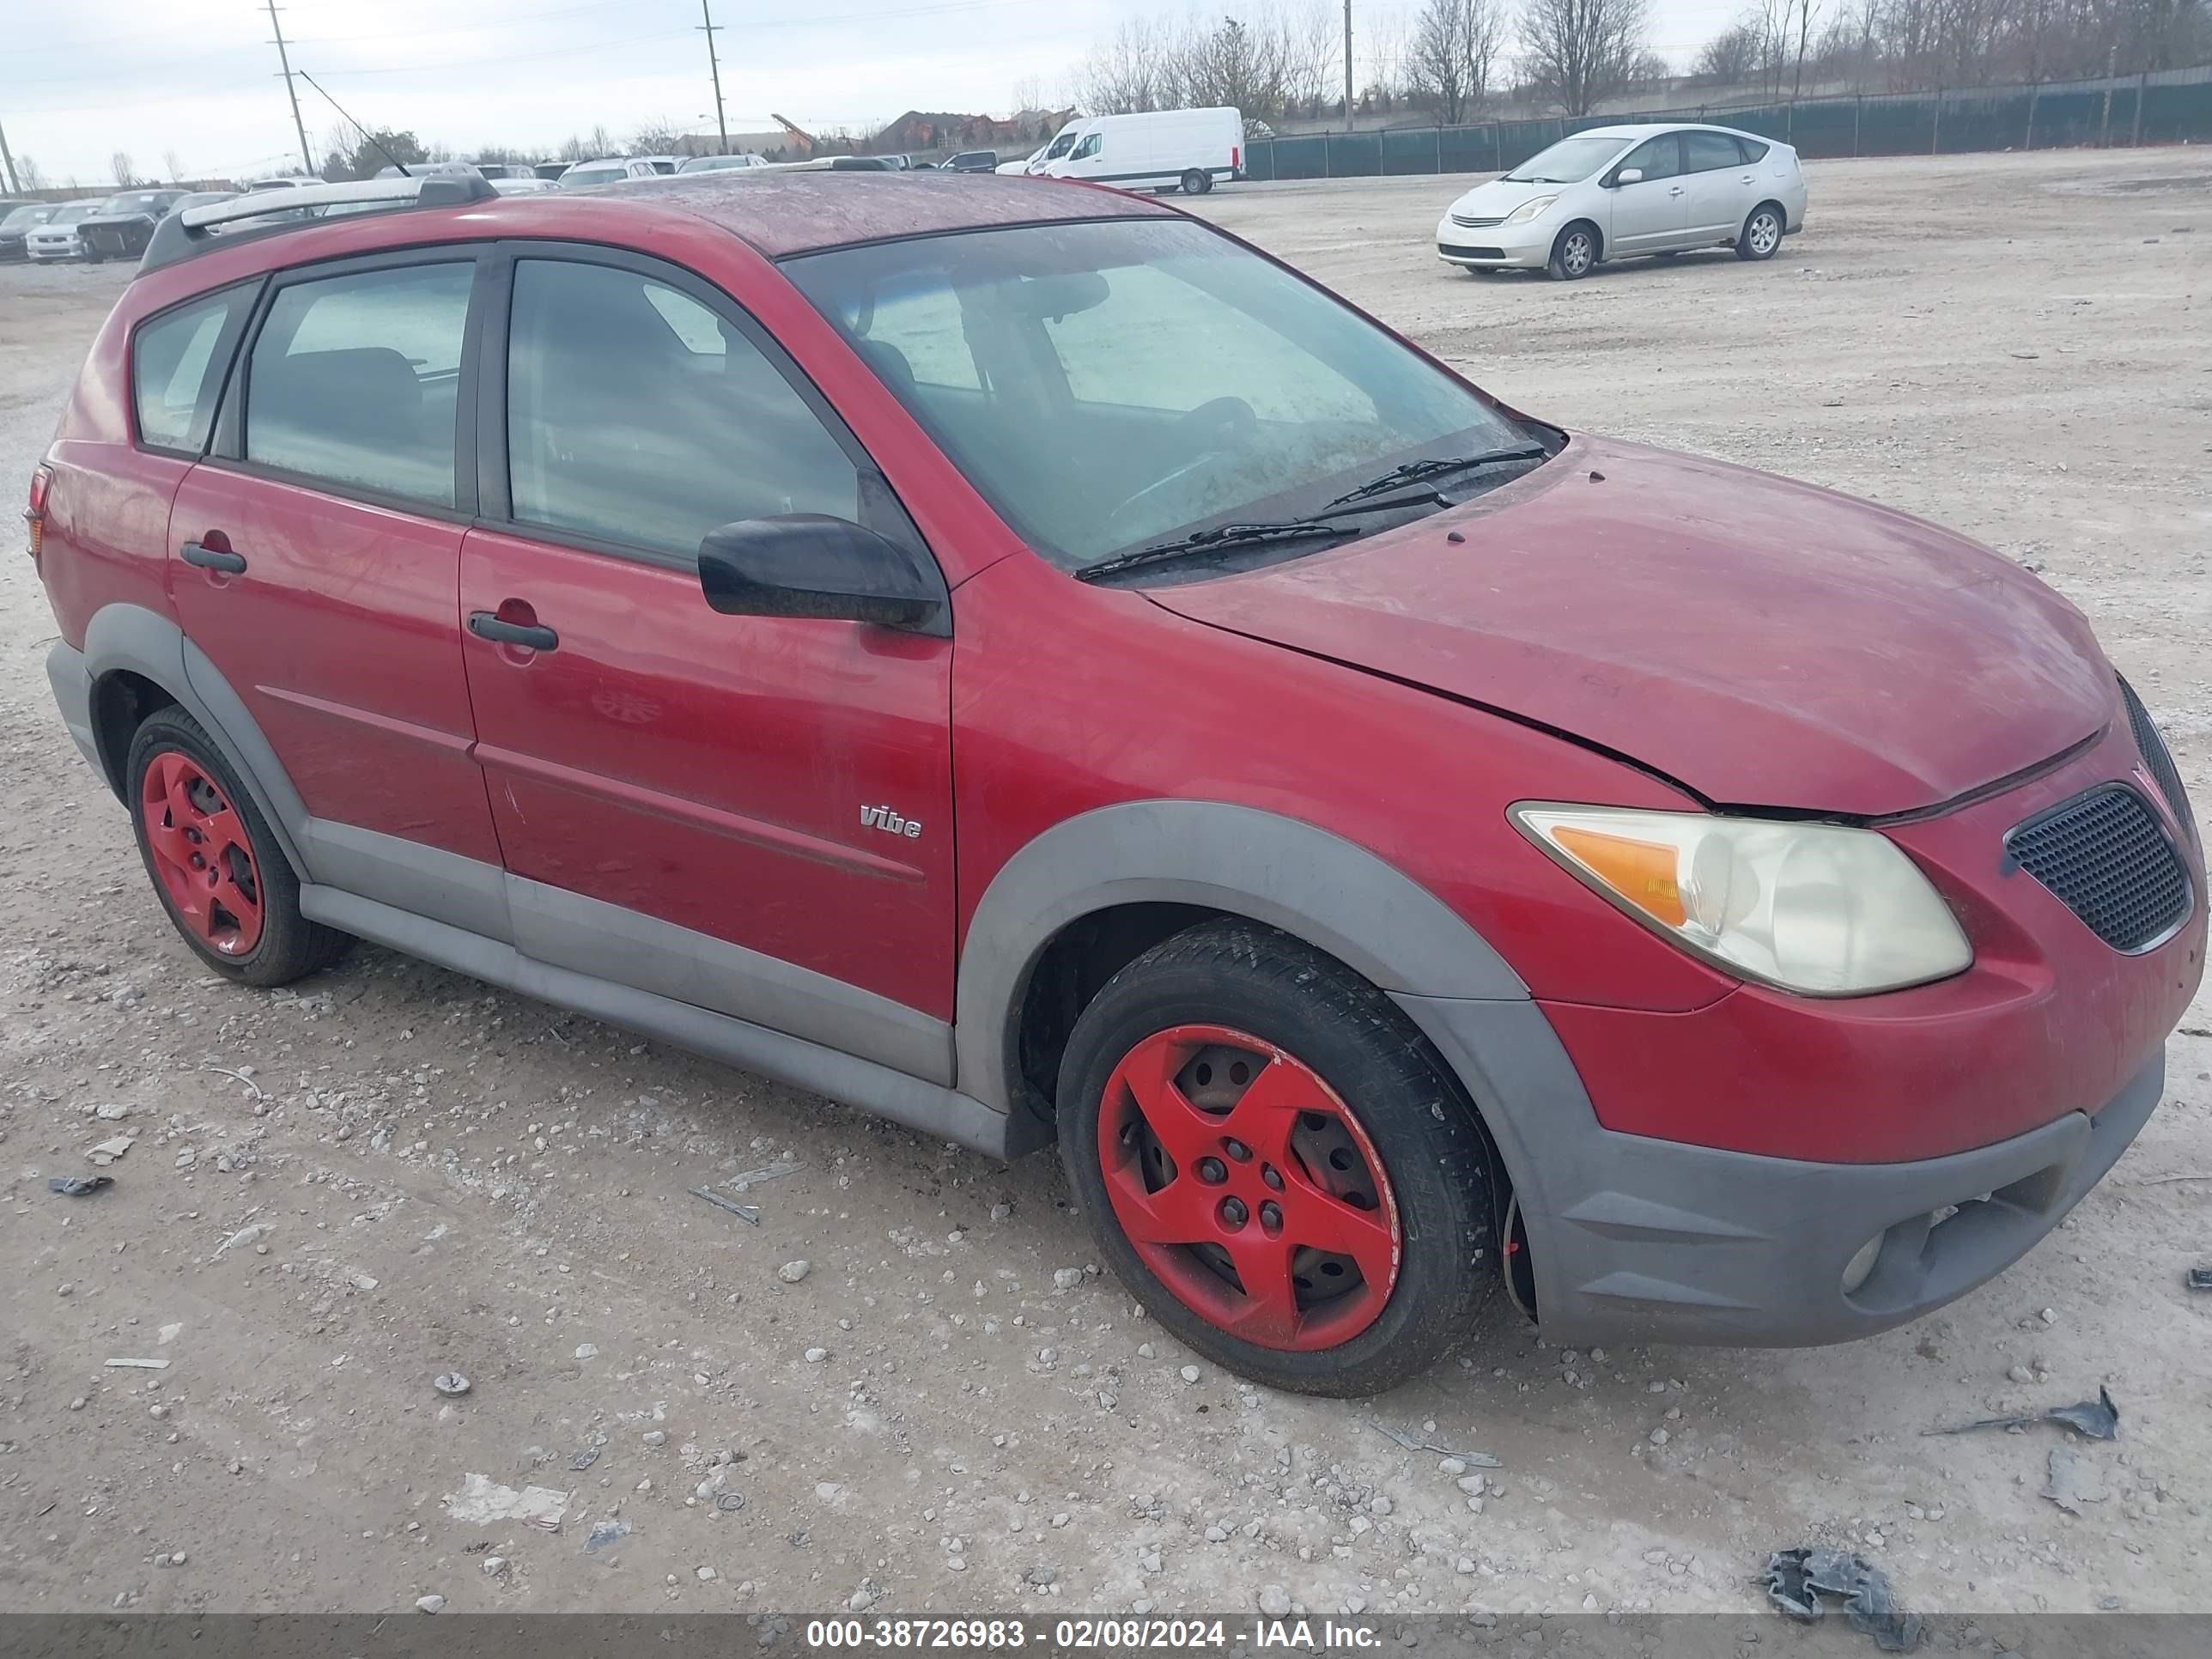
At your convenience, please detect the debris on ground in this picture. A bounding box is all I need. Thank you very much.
[443,1473,570,1531]
[432,1371,471,1397]
[2186,1267,2212,1292]
[728,1158,802,1188]
[690,1186,761,1224]
[1370,1419,1504,1468]
[86,1135,135,1166]
[48,1174,112,1197]
[210,1222,270,1261]
[1926,1384,2119,1440]
[2043,1447,2112,1516]
[415,1594,445,1614]
[714,1491,746,1513]
[584,1518,632,1553]
[569,1445,601,1471]
[104,1356,168,1370]
[1763,1547,1923,1651]
[779,1260,811,1284]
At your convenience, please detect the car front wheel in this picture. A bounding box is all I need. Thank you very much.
[1738,203,1784,260]
[1547,223,1598,281]
[1057,920,1497,1396]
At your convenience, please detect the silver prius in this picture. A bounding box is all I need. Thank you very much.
[1435,123,1808,281]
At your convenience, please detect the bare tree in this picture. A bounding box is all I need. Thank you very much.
[161,148,185,185]
[1516,0,1655,115]
[1075,5,1342,125]
[18,155,46,191]
[1407,0,1506,121]
[1693,19,1765,80]
[110,151,138,187]
[1012,75,1043,112]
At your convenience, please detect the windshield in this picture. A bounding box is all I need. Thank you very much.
[562,165,623,186]
[100,191,165,213]
[51,205,103,225]
[1,205,54,231]
[785,216,1535,572]
[1504,134,1628,182]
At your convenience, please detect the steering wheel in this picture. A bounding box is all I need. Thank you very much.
[1100,397,1261,532]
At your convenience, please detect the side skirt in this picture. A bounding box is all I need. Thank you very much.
[299,884,1047,1162]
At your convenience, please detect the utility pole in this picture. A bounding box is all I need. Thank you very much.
[1341,0,1353,132]
[699,0,730,154]
[264,1,315,177]
[0,116,19,194]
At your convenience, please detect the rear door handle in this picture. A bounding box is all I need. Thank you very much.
[181,540,247,574]
[1668,185,1685,196]
[468,611,559,652]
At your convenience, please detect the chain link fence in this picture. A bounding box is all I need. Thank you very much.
[1243,63,2212,181]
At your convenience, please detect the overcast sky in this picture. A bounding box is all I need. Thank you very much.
[4,0,1747,187]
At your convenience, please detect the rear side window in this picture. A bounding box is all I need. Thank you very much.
[244,262,474,507]
[134,288,250,454]
[1684,131,1745,173]
[504,258,860,562]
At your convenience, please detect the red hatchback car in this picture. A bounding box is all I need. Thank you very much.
[32,173,2203,1395]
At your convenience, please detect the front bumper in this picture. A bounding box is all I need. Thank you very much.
[26,241,82,263]
[1435,215,1553,269]
[1402,990,2171,1347]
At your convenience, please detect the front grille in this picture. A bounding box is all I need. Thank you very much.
[1439,242,1506,260]
[2008,784,2191,951]
[2118,675,2195,837]
[1451,212,1506,228]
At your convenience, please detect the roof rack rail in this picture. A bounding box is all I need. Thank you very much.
[138,173,498,277]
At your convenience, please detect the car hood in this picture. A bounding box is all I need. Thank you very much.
[1446,176,1582,217]
[1143,437,2112,816]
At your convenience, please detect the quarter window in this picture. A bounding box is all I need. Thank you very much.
[244,262,473,506]
[1738,137,1770,162]
[1684,131,1745,173]
[504,258,861,562]
[134,289,247,453]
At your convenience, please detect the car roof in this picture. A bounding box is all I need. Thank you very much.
[1567,121,1773,142]
[566,170,1177,258]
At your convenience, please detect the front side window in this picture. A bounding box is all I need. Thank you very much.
[1071,133,1102,161]
[1618,135,1680,181]
[1043,126,1079,161]
[787,216,1537,571]
[134,288,248,453]
[1684,131,1743,173]
[244,262,473,506]
[505,258,860,562]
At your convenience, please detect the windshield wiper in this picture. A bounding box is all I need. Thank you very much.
[1322,446,1549,511]
[1073,520,1356,584]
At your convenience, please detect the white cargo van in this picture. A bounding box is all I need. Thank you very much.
[1030,107,1243,194]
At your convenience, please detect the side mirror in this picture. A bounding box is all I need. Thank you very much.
[698,514,945,631]
[1613,167,1644,186]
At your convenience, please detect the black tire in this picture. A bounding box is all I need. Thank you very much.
[126,707,350,988]
[1547,222,1599,281]
[1180,168,1212,195]
[1737,201,1784,261]
[1056,919,1496,1396]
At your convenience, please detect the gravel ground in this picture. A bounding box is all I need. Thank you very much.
[2,149,2209,1624]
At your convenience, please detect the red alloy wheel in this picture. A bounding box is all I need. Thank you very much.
[139,750,265,956]
[1094,1023,1401,1352]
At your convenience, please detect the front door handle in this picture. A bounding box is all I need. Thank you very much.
[1668,185,1685,196]
[469,611,559,652]
[181,539,247,574]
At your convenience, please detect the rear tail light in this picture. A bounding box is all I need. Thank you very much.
[26,463,52,564]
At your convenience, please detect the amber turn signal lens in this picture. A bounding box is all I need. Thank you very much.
[1550,824,1686,926]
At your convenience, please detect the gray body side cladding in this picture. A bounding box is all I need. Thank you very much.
[954,799,1529,1115]
[300,884,1038,1159]
[46,641,100,771]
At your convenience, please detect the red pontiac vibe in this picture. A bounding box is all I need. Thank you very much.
[30,172,2203,1395]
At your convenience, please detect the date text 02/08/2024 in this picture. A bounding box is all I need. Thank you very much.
[804,1618,1388,1650]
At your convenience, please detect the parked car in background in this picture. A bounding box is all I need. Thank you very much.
[1436,124,1806,281]
[1030,106,1243,194]
[77,188,191,263]
[558,157,670,187]
[637,155,681,174]
[488,176,556,195]
[531,161,569,180]
[677,153,771,174]
[24,199,115,263]
[0,202,60,262]
[996,146,1045,175]
[242,176,319,192]
[940,149,1000,173]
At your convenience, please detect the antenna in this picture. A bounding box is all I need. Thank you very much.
[298,71,410,177]
[263,1,316,177]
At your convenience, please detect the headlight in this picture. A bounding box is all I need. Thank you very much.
[1503,195,1559,225]
[1510,804,1972,996]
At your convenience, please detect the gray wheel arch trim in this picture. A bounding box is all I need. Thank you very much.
[79,603,313,878]
[954,799,1530,1114]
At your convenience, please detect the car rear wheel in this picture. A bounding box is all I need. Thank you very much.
[1057,920,1496,1396]
[1181,168,1212,195]
[1547,222,1598,281]
[1737,203,1784,261]
[126,707,350,987]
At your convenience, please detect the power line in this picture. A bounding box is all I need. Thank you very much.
[264,0,316,177]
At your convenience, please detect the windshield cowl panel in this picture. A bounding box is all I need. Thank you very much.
[784,216,1546,580]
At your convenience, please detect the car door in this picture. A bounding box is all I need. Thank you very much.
[459,246,957,1073]
[1682,131,1759,241]
[1602,134,1687,254]
[169,251,507,924]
